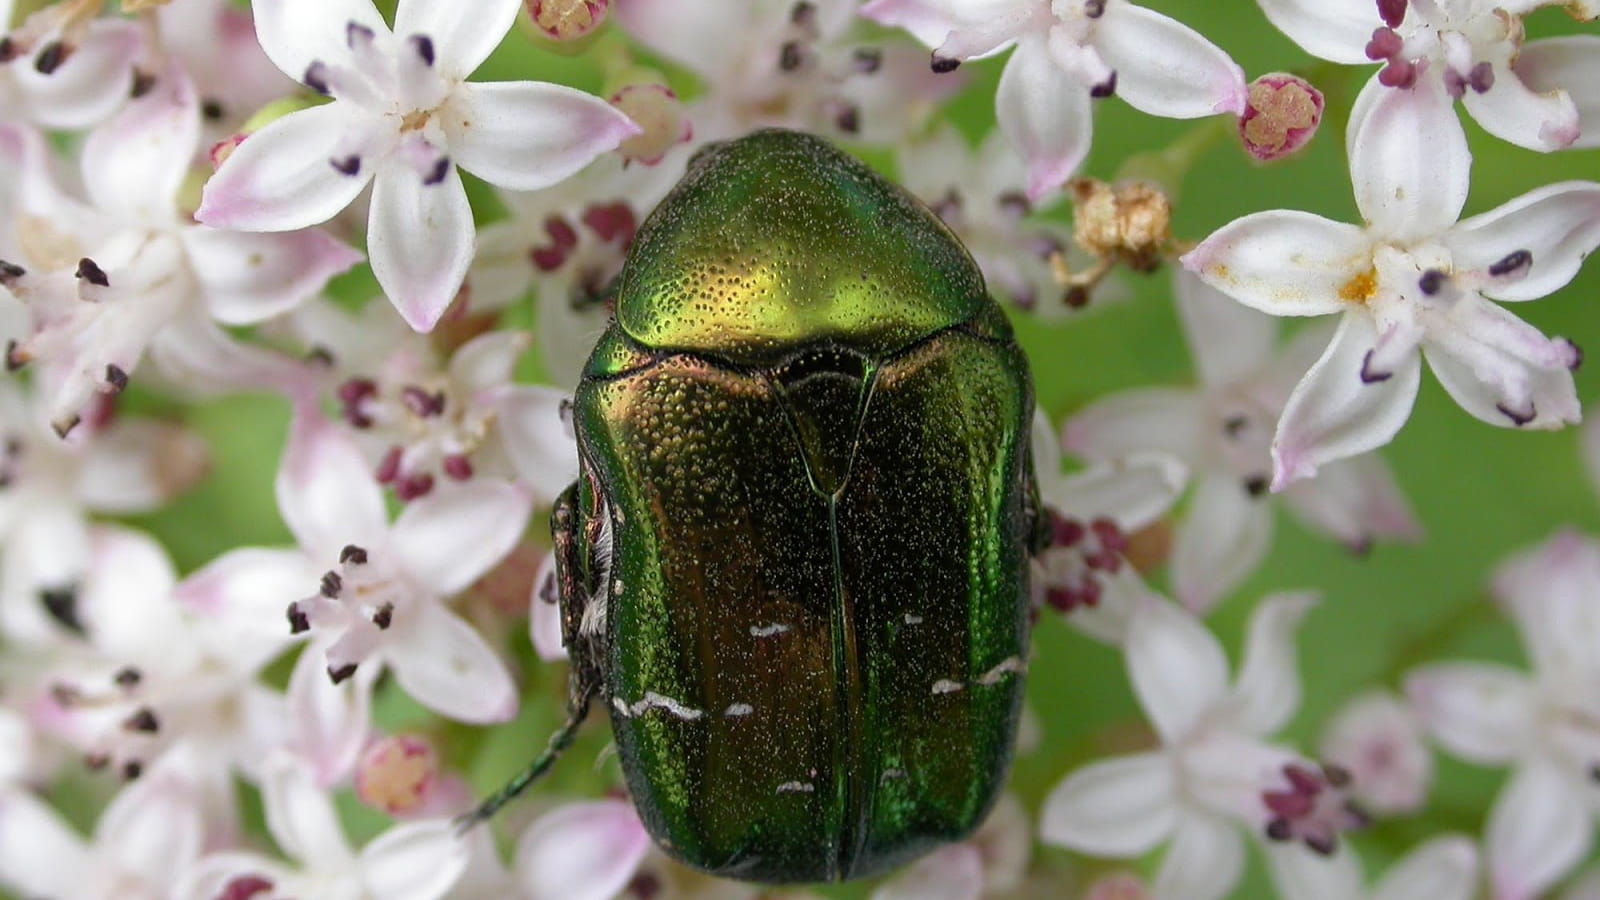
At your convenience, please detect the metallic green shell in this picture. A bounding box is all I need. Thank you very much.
[573,130,1035,883]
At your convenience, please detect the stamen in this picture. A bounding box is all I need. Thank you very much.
[778,40,804,72]
[375,445,402,482]
[346,21,375,50]
[52,415,80,439]
[104,364,128,394]
[340,544,369,564]
[1376,0,1407,29]
[40,586,84,634]
[201,98,225,120]
[1496,402,1535,427]
[1468,61,1493,93]
[1378,58,1416,89]
[396,472,435,501]
[217,875,276,900]
[113,667,142,688]
[1487,249,1531,278]
[75,257,109,287]
[790,0,816,25]
[852,47,882,74]
[1561,338,1582,371]
[5,340,28,371]
[304,61,331,95]
[1223,414,1249,436]
[131,71,157,99]
[0,259,25,283]
[287,601,310,634]
[33,40,66,75]
[581,203,636,245]
[1364,27,1403,61]
[1359,350,1392,384]
[443,454,473,480]
[330,155,362,176]
[328,663,358,684]
[0,37,15,64]
[1090,71,1118,99]
[930,55,960,74]
[122,760,143,780]
[372,602,394,629]
[1084,0,1106,16]
[400,385,445,417]
[409,34,435,67]
[1244,475,1269,497]
[835,104,860,134]
[422,156,451,186]
[122,707,159,733]
[1417,269,1446,295]
[320,570,343,598]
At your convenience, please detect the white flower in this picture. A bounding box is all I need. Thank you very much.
[0,748,203,900]
[1257,0,1593,151]
[1038,592,1356,900]
[872,794,1031,900]
[1183,75,1600,488]
[0,0,142,129]
[154,0,299,144]
[1317,690,1433,817]
[863,0,1247,199]
[1,67,357,432]
[277,404,527,734]
[1265,834,1478,900]
[178,753,468,900]
[1405,529,1600,899]
[1063,271,1419,613]
[195,0,640,332]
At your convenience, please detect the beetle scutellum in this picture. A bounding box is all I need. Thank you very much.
[461,128,1047,884]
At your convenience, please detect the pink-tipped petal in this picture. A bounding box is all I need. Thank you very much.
[1060,387,1204,464]
[872,843,985,900]
[445,82,639,192]
[1038,751,1178,856]
[186,226,364,325]
[81,62,199,224]
[1486,761,1592,900]
[250,0,389,85]
[287,642,377,786]
[1371,836,1479,900]
[1151,811,1246,900]
[1420,297,1580,430]
[177,547,314,667]
[996,36,1091,202]
[1443,181,1600,303]
[1093,2,1247,117]
[276,404,389,552]
[261,752,356,869]
[1175,269,1280,387]
[612,0,748,78]
[11,19,141,130]
[359,819,471,900]
[1515,36,1600,150]
[388,601,517,723]
[1127,598,1229,743]
[77,418,209,513]
[95,753,203,887]
[392,481,532,596]
[1463,57,1580,152]
[1404,662,1536,765]
[1181,211,1367,317]
[1281,453,1421,549]
[392,0,520,77]
[1347,73,1471,242]
[1228,591,1317,735]
[859,0,967,50]
[514,800,652,900]
[1170,474,1274,616]
[1491,530,1600,676]
[1253,0,1374,65]
[497,385,579,506]
[0,790,89,897]
[367,163,473,333]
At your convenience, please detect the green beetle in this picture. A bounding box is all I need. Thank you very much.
[466,128,1045,884]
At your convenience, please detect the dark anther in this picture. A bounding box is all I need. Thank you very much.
[1589,762,1600,783]
[1359,350,1391,384]
[304,61,331,95]
[1304,833,1338,856]
[0,259,25,283]
[114,667,142,688]
[346,21,375,48]
[287,602,310,634]
[330,155,362,176]
[0,37,15,64]
[131,70,157,99]
[790,1,816,25]
[930,55,960,74]
[217,875,276,900]
[852,47,883,74]
[51,683,82,706]
[1084,0,1106,16]
[998,190,1031,217]
[328,663,359,684]
[1365,27,1403,61]
[778,40,804,72]
[320,570,343,598]
[1063,285,1091,309]
[1322,763,1352,788]
[122,707,160,733]
[372,602,394,630]
[4,340,25,372]
[40,586,84,635]
[75,257,109,287]
[835,104,860,134]
[1376,0,1407,29]
[201,98,225,120]
[52,415,80,439]
[340,544,369,564]
[410,34,435,67]
[1090,71,1117,99]
[423,156,451,186]
[1223,414,1249,437]
[628,871,663,900]
[1264,818,1292,841]
[1417,268,1446,295]
[539,573,558,604]
[1564,338,1583,371]
[122,760,143,780]
[84,752,110,770]
[401,385,446,417]
[34,40,66,75]
[1496,402,1535,427]
[443,454,473,480]
[375,445,402,482]
[1468,60,1494,94]
[306,346,335,366]
[1487,249,1532,278]
[104,364,129,393]
[1244,475,1269,497]
[395,472,435,501]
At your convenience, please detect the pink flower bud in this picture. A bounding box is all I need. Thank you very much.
[355,734,439,817]
[526,0,610,42]
[1236,73,1324,162]
[610,83,692,166]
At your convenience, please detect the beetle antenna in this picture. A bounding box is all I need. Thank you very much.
[453,680,597,834]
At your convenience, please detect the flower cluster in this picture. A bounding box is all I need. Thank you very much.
[2,0,1600,898]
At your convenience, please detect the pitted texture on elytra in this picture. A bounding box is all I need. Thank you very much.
[615,129,989,365]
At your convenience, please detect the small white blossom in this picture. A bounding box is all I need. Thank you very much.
[1406,529,1600,899]
[863,0,1247,198]
[196,0,640,332]
[1318,690,1433,817]
[1183,75,1600,488]
[0,0,142,130]
[1265,833,1478,900]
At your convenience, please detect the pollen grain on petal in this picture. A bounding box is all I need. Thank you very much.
[1338,267,1378,304]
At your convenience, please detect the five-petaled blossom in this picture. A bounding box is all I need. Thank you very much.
[1038,592,1368,900]
[1406,530,1600,900]
[862,0,1247,199]
[1257,0,1596,151]
[1264,833,1478,900]
[1183,75,1600,489]
[196,0,640,333]
[1063,271,1420,614]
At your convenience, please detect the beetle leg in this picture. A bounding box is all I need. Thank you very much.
[455,480,607,831]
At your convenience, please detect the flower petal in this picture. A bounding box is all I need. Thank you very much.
[996,36,1092,201]
[1371,836,1479,900]
[1263,840,1364,900]
[1252,0,1373,64]
[387,600,517,723]
[95,752,203,886]
[1442,181,1600,303]
[529,550,567,661]
[81,62,198,224]
[497,386,579,507]
[184,226,363,325]
[872,843,984,900]
[1127,598,1228,742]
[1181,211,1368,317]
[612,0,750,77]
[287,641,378,786]
[443,82,639,193]
[1151,811,1245,900]
[176,546,313,668]
[360,819,471,900]
[261,752,356,869]
[1515,36,1600,150]
[1093,3,1247,117]
[77,418,209,514]
[1491,530,1600,678]
[392,0,519,77]
[1271,311,1421,489]
[0,790,89,897]
[391,480,532,596]
[1045,454,1189,531]
[11,19,141,130]
[1170,473,1274,615]
[1175,269,1280,387]
[1421,296,1580,430]
[1281,453,1422,550]
[250,0,390,83]
[368,163,474,333]
[1038,751,1178,856]
[1463,57,1580,152]
[513,800,652,900]
[1404,662,1536,765]
[277,405,389,554]
[78,526,185,661]
[196,101,383,231]
[1348,73,1470,242]
[1060,387,1204,464]
[1486,761,1592,900]
[1228,591,1317,735]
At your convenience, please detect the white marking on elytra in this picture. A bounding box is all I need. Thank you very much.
[903,613,923,625]
[976,655,1027,686]
[749,622,791,637]
[723,702,754,717]
[776,780,815,794]
[612,696,631,718]
[931,679,964,695]
[627,691,704,720]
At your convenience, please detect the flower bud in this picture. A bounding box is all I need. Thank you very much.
[1237,73,1324,162]
[355,734,440,817]
[525,0,609,43]
[610,83,692,166]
